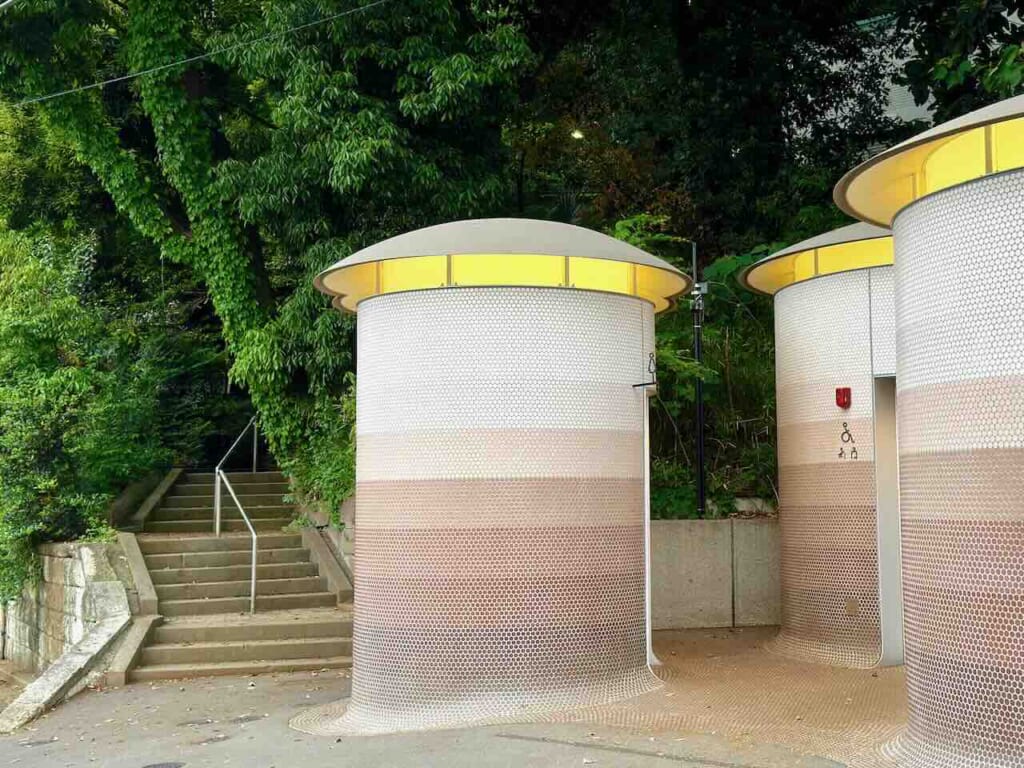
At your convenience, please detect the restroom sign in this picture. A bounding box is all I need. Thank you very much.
[838,421,858,460]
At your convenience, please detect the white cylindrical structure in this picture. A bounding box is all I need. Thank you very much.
[891,170,1024,767]
[307,219,689,734]
[773,267,900,667]
[349,287,657,732]
[837,95,1024,766]
[741,224,903,669]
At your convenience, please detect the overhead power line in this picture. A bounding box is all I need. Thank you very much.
[13,0,395,108]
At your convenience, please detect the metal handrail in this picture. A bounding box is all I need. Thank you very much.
[214,416,260,614]
[220,472,258,614]
[214,416,259,535]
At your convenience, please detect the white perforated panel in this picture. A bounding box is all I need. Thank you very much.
[870,268,896,377]
[773,272,880,667]
[335,287,659,734]
[771,267,896,669]
[892,169,1024,768]
[775,271,874,428]
[356,289,649,433]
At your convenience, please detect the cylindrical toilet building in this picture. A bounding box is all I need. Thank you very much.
[740,224,904,668]
[310,219,689,734]
[837,96,1024,767]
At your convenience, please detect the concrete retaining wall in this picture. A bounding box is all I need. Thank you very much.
[652,519,780,629]
[317,496,779,632]
[303,497,355,582]
[1,542,134,674]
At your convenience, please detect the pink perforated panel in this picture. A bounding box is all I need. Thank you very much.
[892,169,1024,767]
[334,287,660,734]
[771,269,891,668]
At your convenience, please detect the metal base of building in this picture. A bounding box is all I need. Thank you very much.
[292,627,909,766]
[289,670,662,736]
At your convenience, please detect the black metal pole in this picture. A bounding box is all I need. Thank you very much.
[691,241,706,517]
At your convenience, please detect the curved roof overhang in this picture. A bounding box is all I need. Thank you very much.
[315,218,691,313]
[739,222,893,296]
[835,95,1024,226]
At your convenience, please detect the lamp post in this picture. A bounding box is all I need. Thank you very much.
[689,241,707,518]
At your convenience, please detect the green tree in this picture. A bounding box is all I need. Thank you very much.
[897,1,1024,120]
[0,0,535,513]
[0,107,223,598]
[0,227,221,598]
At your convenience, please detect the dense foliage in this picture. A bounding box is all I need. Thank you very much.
[0,0,1020,584]
[896,0,1024,120]
[0,109,224,597]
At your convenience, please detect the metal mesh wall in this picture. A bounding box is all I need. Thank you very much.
[770,269,892,668]
[892,170,1024,768]
[338,287,659,734]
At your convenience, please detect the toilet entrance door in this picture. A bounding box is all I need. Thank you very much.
[874,376,904,666]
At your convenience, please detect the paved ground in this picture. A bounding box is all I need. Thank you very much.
[0,680,16,713]
[542,629,906,768]
[0,628,906,768]
[0,672,839,768]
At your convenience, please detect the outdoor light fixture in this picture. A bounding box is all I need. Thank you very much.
[836,94,1024,768]
[570,128,585,140]
[302,218,689,735]
[315,219,687,313]
[739,221,893,295]
[739,223,903,670]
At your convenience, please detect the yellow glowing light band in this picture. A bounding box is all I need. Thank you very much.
[743,236,894,295]
[319,253,689,313]
[839,116,1024,226]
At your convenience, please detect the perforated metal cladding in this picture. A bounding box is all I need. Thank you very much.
[338,287,659,734]
[870,268,896,377]
[772,270,892,668]
[893,170,1024,768]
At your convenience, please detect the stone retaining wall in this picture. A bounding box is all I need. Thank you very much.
[1,542,135,674]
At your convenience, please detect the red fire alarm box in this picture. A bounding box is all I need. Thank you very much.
[836,387,852,409]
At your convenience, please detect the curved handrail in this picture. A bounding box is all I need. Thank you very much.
[214,416,258,535]
[213,416,260,614]
[216,415,258,473]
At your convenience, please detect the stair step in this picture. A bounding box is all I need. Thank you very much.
[156,576,326,601]
[145,518,293,534]
[153,614,352,644]
[141,637,351,666]
[149,562,318,585]
[169,482,289,497]
[128,655,351,682]
[149,505,294,521]
[159,494,288,509]
[136,533,302,555]
[144,547,310,569]
[159,592,337,616]
[184,471,285,484]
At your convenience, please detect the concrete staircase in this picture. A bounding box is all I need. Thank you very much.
[127,470,352,682]
[144,471,295,534]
